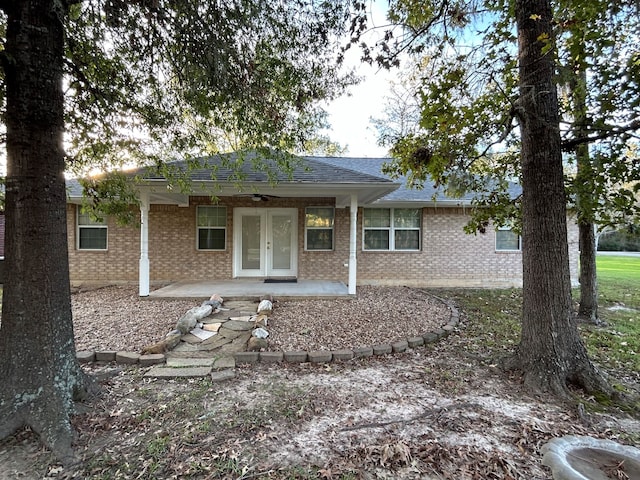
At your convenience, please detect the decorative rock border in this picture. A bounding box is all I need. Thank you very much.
[75,292,461,369]
[233,294,461,366]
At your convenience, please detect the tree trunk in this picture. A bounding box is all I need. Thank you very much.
[578,222,599,322]
[0,0,93,464]
[505,0,613,398]
[571,58,600,323]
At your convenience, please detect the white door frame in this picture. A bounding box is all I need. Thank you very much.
[233,207,298,278]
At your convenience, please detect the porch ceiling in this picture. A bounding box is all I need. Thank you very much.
[139,180,399,207]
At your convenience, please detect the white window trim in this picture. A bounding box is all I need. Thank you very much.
[363,208,421,252]
[196,205,227,251]
[495,226,522,252]
[77,206,108,251]
[304,206,335,251]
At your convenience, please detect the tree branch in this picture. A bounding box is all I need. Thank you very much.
[561,120,640,151]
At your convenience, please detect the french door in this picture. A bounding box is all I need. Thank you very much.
[233,208,298,278]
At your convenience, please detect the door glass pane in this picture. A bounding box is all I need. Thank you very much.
[242,215,261,269]
[271,215,292,270]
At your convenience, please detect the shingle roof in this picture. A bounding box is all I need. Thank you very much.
[66,152,521,205]
[139,153,395,185]
[312,157,522,204]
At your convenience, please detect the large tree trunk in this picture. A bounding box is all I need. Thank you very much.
[0,0,93,464]
[505,0,613,398]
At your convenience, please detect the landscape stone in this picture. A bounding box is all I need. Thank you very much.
[199,335,233,350]
[223,320,255,331]
[181,333,203,344]
[217,328,247,340]
[210,370,236,382]
[144,366,212,378]
[391,340,408,353]
[331,349,354,361]
[213,356,236,369]
[176,311,199,334]
[407,336,424,348]
[217,333,252,355]
[434,328,447,338]
[373,344,392,355]
[443,324,455,333]
[235,352,260,364]
[252,327,269,338]
[423,332,439,344]
[173,342,199,352]
[247,337,268,351]
[76,351,95,363]
[166,357,215,367]
[308,351,332,363]
[284,351,308,363]
[353,346,373,358]
[166,350,218,359]
[95,351,117,362]
[260,351,283,363]
[257,299,273,314]
[203,323,222,332]
[139,353,165,366]
[116,351,140,365]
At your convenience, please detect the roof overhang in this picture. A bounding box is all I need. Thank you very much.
[133,179,401,207]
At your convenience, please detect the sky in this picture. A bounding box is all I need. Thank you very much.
[321,1,400,158]
[322,63,396,158]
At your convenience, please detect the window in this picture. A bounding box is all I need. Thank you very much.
[496,227,521,251]
[77,207,107,250]
[363,208,421,251]
[305,207,334,250]
[197,206,227,250]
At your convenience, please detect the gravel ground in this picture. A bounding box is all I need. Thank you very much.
[71,285,451,352]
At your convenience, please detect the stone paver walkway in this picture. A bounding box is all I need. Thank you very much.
[143,299,259,379]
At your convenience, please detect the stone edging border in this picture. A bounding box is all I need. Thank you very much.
[75,293,460,368]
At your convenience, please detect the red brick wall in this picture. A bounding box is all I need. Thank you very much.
[67,199,580,288]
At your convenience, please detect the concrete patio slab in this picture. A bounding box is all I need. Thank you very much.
[148,279,350,300]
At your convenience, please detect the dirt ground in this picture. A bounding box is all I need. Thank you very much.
[0,289,639,479]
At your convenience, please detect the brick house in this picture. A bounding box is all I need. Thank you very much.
[65,154,579,295]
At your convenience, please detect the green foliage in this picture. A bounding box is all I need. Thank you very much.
[598,228,640,252]
[367,0,639,234]
[4,1,355,180]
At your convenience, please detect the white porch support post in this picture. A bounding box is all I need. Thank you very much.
[348,193,358,295]
[139,190,150,297]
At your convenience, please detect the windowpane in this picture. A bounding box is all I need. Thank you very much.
[496,229,520,251]
[394,230,420,250]
[394,208,421,228]
[307,230,333,250]
[197,206,227,227]
[364,209,390,228]
[305,207,334,250]
[78,210,105,226]
[305,207,334,227]
[79,228,107,250]
[364,230,389,250]
[198,229,225,250]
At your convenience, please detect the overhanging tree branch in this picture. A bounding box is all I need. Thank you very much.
[561,120,640,151]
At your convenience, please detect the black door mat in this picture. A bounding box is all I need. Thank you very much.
[264,278,297,283]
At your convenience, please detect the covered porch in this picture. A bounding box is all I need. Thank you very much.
[148,278,350,300]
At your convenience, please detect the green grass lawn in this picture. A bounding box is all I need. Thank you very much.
[597,254,640,308]
[445,255,640,386]
[582,255,640,376]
